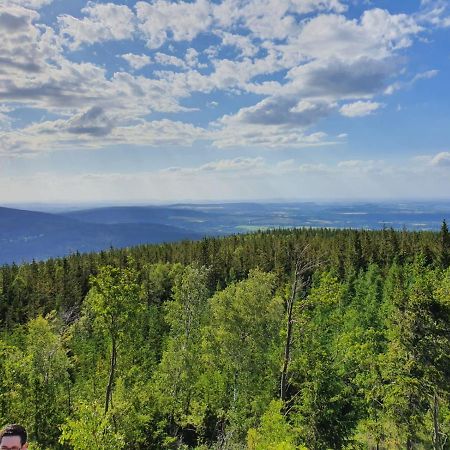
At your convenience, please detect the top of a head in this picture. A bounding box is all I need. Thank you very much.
[0,424,27,446]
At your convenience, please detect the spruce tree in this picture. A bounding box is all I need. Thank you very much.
[440,220,450,269]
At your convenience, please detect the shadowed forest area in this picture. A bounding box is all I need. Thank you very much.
[0,224,449,449]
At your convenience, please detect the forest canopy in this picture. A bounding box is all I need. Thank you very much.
[0,224,449,449]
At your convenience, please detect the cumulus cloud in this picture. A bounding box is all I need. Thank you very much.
[66,106,114,137]
[0,0,439,159]
[0,5,192,123]
[0,6,51,77]
[136,0,212,49]
[212,122,331,148]
[0,9,34,31]
[339,101,383,117]
[120,53,151,70]
[0,117,207,156]
[219,32,259,58]
[155,52,187,69]
[134,0,346,50]
[222,97,336,127]
[111,119,207,147]
[58,2,136,49]
[288,10,419,63]
[214,0,347,40]
[7,0,53,9]
[286,57,399,99]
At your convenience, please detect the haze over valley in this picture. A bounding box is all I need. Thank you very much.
[1,200,449,264]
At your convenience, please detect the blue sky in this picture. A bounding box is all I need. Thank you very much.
[1,0,450,203]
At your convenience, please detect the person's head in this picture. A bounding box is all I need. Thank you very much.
[0,424,28,450]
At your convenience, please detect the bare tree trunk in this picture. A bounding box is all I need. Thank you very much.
[406,436,413,450]
[105,333,117,415]
[280,247,321,401]
[280,260,301,401]
[432,390,442,450]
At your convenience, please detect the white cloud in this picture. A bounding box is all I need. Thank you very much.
[0,1,438,161]
[337,159,389,174]
[219,32,259,58]
[222,97,336,127]
[385,69,438,94]
[3,153,450,203]
[136,0,212,49]
[6,0,53,9]
[58,2,136,49]
[111,119,207,147]
[120,53,151,70]
[164,157,266,175]
[216,0,347,41]
[339,100,383,117]
[185,48,206,68]
[0,106,12,130]
[134,0,347,49]
[0,117,207,156]
[155,52,187,69]
[429,152,450,167]
[0,6,55,75]
[412,69,439,82]
[418,0,450,28]
[0,5,196,131]
[212,122,331,148]
[285,57,398,100]
[287,9,421,63]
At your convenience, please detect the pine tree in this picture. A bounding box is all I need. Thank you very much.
[439,220,450,269]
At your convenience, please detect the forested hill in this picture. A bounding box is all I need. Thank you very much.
[0,225,449,449]
[2,201,450,264]
[0,206,200,264]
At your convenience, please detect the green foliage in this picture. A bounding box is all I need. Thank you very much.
[24,314,71,447]
[86,264,142,341]
[59,401,125,450]
[440,220,450,269]
[1,228,449,449]
[153,265,210,446]
[247,400,303,450]
[203,269,284,440]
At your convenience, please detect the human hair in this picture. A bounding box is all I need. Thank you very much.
[0,424,27,445]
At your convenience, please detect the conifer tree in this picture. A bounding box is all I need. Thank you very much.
[439,220,450,269]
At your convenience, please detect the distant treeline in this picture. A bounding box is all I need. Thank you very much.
[1,226,448,326]
[0,225,449,449]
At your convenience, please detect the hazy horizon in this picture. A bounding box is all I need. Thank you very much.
[4,197,450,209]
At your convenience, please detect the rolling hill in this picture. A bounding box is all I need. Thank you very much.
[0,207,200,264]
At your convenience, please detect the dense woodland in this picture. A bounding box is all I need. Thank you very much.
[0,224,449,449]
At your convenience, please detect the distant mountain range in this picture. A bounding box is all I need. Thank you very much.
[1,201,450,264]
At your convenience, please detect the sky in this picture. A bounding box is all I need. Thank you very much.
[1,0,450,204]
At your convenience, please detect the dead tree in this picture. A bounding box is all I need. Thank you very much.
[280,245,322,401]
